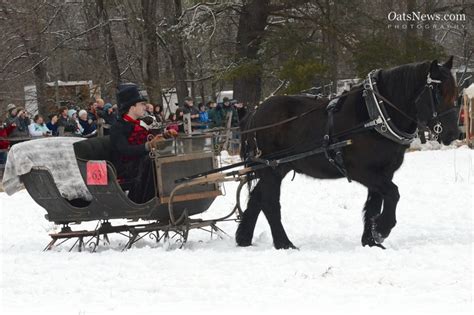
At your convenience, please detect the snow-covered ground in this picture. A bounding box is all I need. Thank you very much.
[1,147,472,315]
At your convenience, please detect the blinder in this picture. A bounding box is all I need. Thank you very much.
[414,73,456,136]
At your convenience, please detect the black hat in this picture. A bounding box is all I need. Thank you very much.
[223,97,229,102]
[117,84,147,114]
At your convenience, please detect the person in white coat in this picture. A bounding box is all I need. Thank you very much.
[28,114,51,137]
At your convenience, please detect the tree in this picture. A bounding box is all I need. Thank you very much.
[141,0,162,104]
[232,0,270,105]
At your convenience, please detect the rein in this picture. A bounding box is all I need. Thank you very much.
[236,87,364,136]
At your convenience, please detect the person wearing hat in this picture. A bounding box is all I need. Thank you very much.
[8,106,31,139]
[4,104,18,142]
[100,103,118,126]
[5,103,17,126]
[207,100,223,128]
[110,84,177,203]
[67,109,83,135]
[222,97,239,127]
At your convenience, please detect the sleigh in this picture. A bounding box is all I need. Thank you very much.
[19,135,244,252]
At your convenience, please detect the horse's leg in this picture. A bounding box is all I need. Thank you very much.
[259,172,296,249]
[361,190,383,247]
[371,180,399,244]
[235,181,262,247]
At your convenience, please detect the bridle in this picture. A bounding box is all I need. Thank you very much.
[414,73,457,138]
[364,69,457,144]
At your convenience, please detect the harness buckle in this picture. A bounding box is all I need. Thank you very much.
[363,80,371,91]
[427,73,442,84]
[433,122,443,134]
[364,117,383,128]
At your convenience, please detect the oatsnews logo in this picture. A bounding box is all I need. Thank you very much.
[387,11,466,29]
[388,11,466,22]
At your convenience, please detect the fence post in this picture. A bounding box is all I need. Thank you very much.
[222,111,233,152]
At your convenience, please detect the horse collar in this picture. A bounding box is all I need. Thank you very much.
[362,70,418,145]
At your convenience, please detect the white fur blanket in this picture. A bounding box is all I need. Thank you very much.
[2,137,92,201]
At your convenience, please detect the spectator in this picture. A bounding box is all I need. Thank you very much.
[78,110,97,137]
[234,100,248,121]
[153,104,165,123]
[87,101,98,122]
[95,98,106,119]
[101,103,118,126]
[28,114,51,137]
[96,98,105,109]
[5,104,17,126]
[46,114,59,136]
[57,106,76,133]
[166,112,180,134]
[207,100,223,128]
[67,109,83,135]
[0,119,16,164]
[181,97,199,122]
[222,97,239,127]
[9,107,31,138]
[145,103,154,116]
[198,103,209,129]
[58,106,69,126]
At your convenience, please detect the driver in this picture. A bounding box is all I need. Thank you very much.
[110,84,177,203]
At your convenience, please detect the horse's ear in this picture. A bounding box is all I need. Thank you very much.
[442,56,453,69]
[430,59,440,75]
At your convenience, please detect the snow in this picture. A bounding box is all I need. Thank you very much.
[464,83,474,99]
[1,147,473,315]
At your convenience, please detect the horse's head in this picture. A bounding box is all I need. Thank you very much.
[416,56,459,145]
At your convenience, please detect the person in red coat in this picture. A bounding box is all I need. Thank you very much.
[0,121,16,164]
[110,84,177,203]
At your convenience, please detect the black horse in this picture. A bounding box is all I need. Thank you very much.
[237,57,459,249]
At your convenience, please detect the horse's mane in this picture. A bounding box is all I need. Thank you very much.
[378,61,431,107]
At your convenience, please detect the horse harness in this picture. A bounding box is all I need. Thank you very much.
[363,69,456,144]
[176,68,455,184]
[315,68,455,181]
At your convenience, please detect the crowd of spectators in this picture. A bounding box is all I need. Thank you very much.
[176,96,245,131]
[0,95,246,164]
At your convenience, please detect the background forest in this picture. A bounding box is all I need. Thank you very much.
[0,0,472,115]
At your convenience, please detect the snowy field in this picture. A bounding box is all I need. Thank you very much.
[1,147,472,315]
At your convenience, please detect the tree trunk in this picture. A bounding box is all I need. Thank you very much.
[141,0,162,105]
[96,0,121,90]
[32,48,48,115]
[161,0,188,106]
[82,0,105,87]
[233,0,270,105]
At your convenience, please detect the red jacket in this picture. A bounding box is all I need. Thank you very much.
[0,124,15,150]
[110,115,150,181]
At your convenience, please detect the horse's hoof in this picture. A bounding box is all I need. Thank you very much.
[235,227,253,247]
[237,241,252,247]
[236,234,253,247]
[362,235,386,250]
[370,216,388,245]
[274,242,299,250]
